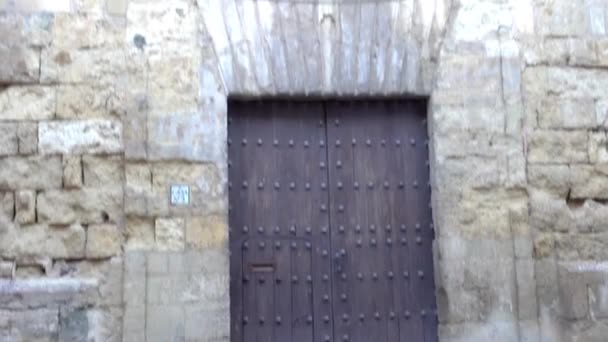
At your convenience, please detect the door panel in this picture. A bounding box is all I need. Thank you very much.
[229,101,332,342]
[229,100,437,342]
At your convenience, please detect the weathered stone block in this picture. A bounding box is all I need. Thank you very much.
[63,155,83,189]
[17,122,38,155]
[570,164,608,199]
[83,155,123,187]
[39,120,123,155]
[0,192,13,222]
[0,123,18,156]
[0,45,40,84]
[555,233,608,260]
[0,86,55,120]
[37,188,122,225]
[537,98,596,129]
[57,85,120,119]
[124,252,146,307]
[125,217,154,250]
[146,305,184,342]
[147,252,168,275]
[52,13,124,50]
[148,55,199,112]
[0,224,85,259]
[589,131,608,163]
[523,67,608,98]
[0,309,59,341]
[185,302,229,341]
[86,224,122,258]
[147,111,226,164]
[527,164,570,196]
[40,48,126,85]
[155,217,185,251]
[527,130,588,163]
[15,190,35,224]
[0,156,62,190]
[186,214,227,249]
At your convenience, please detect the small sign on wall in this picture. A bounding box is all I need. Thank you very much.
[170,185,190,206]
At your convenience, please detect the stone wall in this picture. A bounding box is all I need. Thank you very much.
[2,0,608,341]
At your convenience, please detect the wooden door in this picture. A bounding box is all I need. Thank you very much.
[229,100,437,342]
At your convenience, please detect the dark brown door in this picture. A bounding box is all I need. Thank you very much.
[229,100,437,342]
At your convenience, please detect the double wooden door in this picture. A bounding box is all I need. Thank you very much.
[228,100,437,342]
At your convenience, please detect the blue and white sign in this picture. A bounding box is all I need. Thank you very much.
[170,185,190,206]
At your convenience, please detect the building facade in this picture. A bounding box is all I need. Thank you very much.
[1,0,608,341]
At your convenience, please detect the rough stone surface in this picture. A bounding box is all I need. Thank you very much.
[15,190,35,224]
[17,122,38,155]
[37,188,123,225]
[0,156,62,190]
[0,86,55,120]
[39,120,124,155]
[86,224,122,258]
[0,123,18,156]
[155,218,185,251]
[63,155,83,189]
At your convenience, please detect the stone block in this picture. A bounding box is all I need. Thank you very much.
[0,192,14,221]
[51,13,124,50]
[145,305,184,342]
[147,54,199,112]
[125,217,154,250]
[527,130,588,163]
[47,257,123,306]
[0,123,18,156]
[184,302,230,342]
[529,190,573,233]
[589,131,608,163]
[0,223,85,259]
[86,224,122,258]
[589,281,608,319]
[147,112,226,164]
[555,233,608,260]
[40,48,126,85]
[0,156,62,190]
[15,190,35,224]
[537,98,596,129]
[523,67,608,99]
[155,217,185,251]
[0,86,55,120]
[570,164,608,199]
[516,259,538,320]
[59,308,89,342]
[57,85,120,119]
[63,155,83,189]
[39,120,123,155]
[0,45,40,84]
[527,164,570,196]
[0,309,59,341]
[37,188,123,225]
[17,123,38,155]
[597,99,608,127]
[186,214,228,249]
[124,254,146,306]
[122,305,145,339]
[147,252,168,275]
[83,155,123,187]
